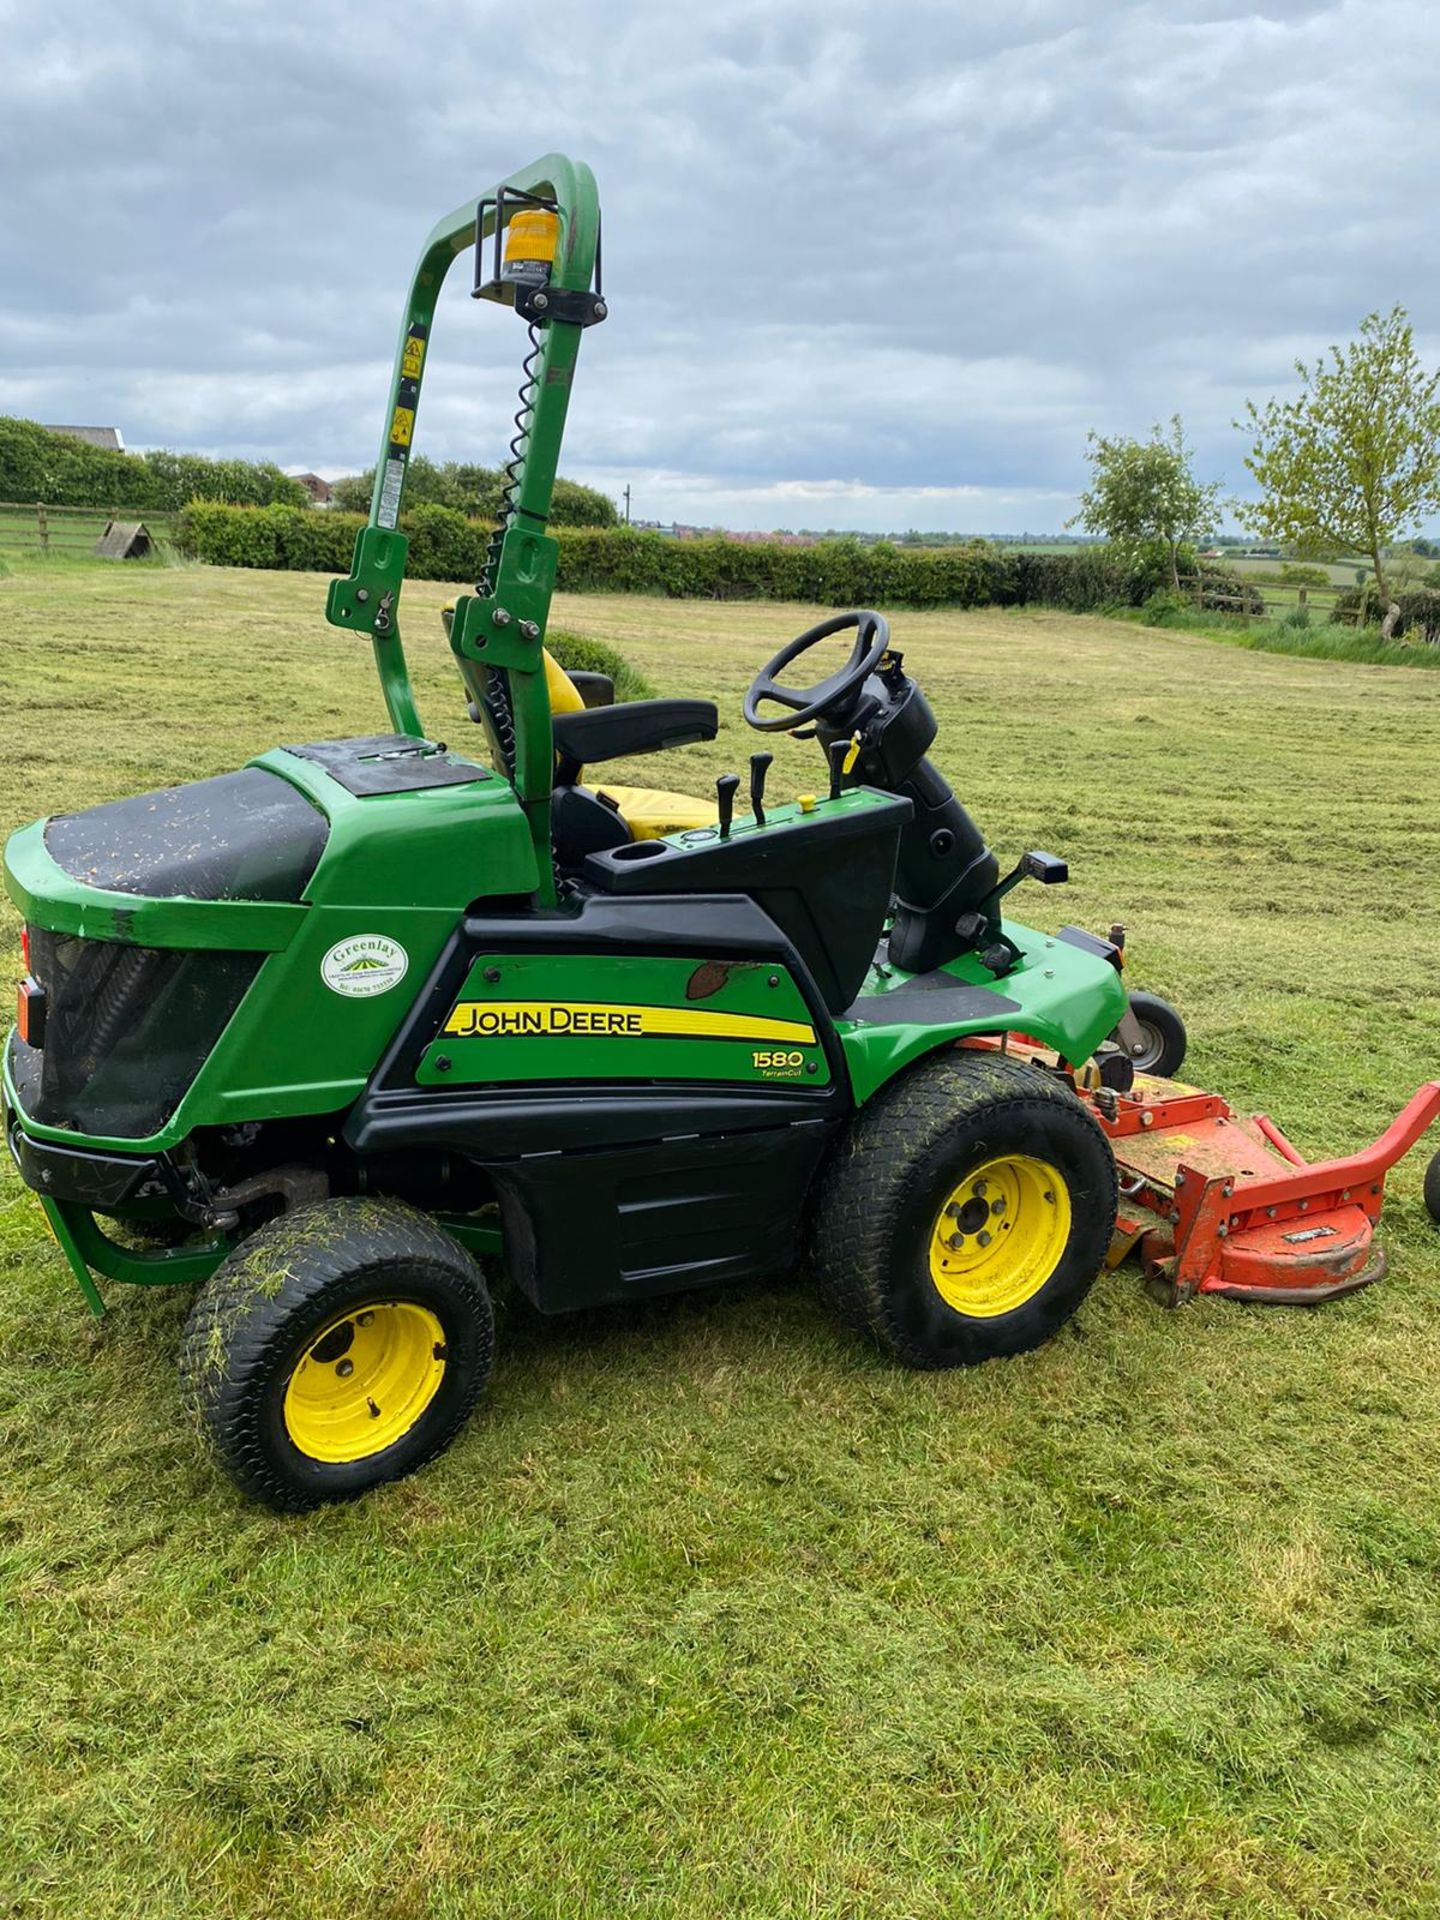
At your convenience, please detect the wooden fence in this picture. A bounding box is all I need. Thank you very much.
[1180,574,1348,625]
[0,500,179,556]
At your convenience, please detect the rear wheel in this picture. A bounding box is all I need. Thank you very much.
[178,1198,493,1511]
[1424,1150,1440,1226]
[811,1050,1117,1368]
[1126,991,1187,1077]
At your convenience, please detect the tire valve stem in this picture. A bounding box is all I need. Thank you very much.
[367,1397,381,1419]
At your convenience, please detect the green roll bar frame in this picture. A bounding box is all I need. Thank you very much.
[324,153,602,908]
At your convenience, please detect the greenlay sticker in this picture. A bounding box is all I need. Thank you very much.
[322,934,409,999]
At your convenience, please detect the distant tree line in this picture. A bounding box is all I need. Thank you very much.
[0,417,309,510]
[0,419,620,530]
[330,455,618,528]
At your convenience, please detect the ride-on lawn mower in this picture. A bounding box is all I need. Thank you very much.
[8,158,1440,1511]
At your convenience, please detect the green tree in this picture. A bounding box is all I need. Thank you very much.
[1069,417,1220,592]
[328,460,617,526]
[1239,307,1440,605]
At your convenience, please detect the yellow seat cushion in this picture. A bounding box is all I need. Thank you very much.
[594,785,718,840]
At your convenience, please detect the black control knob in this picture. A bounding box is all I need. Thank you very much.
[749,752,774,828]
[716,773,740,840]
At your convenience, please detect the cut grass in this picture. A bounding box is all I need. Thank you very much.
[1,563,1439,1918]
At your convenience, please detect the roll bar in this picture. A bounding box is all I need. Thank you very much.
[325,154,603,903]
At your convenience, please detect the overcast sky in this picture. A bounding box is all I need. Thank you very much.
[3,0,1437,532]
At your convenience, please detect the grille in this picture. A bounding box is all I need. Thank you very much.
[13,928,262,1138]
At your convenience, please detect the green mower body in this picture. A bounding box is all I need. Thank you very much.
[6,737,1124,1313]
[5,155,1137,1507]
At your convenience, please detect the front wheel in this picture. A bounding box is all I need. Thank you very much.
[811,1050,1118,1368]
[1126,991,1188,1077]
[1424,1150,1440,1226]
[178,1198,494,1511]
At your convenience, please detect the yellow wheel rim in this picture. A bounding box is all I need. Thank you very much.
[282,1302,447,1464]
[927,1154,1071,1317]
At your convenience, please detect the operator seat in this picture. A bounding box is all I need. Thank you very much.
[542,652,718,840]
[441,601,719,846]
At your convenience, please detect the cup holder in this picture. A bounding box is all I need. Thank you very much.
[609,839,670,862]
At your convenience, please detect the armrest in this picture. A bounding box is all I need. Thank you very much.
[552,699,718,780]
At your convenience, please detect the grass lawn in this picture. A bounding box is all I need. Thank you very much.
[2,559,1439,1919]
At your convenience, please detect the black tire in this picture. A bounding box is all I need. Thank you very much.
[1127,991,1187,1077]
[811,1050,1117,1369]
[1424,1150,1440,1227]
[178,1198,493,1512]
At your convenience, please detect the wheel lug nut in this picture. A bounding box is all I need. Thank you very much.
[990,1198,1006,1217]
[977,1230,992,1248]
[336,1358,355,1377]
[357,1311,374,1326]
[947,1232,965,1250]
[973,1180,988,1198]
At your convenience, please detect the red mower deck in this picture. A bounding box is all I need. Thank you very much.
[968,1040,1440,1306]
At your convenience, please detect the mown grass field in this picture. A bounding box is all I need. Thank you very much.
[1,558,1439,1919]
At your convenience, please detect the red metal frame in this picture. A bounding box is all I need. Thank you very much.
[963,1035,1440,1305]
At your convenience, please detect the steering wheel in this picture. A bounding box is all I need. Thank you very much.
[742,610,891,733]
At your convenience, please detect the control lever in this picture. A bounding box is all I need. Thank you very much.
[716,773,740,840]
[749,751,773,828]
[827,738,848,802]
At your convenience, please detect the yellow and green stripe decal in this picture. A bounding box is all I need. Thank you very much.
[442,1000,817,1044]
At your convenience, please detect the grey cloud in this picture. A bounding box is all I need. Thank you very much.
[2,0,1436,529]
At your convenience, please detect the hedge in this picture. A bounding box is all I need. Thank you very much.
[545,628,653,702]
[177,504,1201,613]
[1332,583,1440,640]
[0,417,309,511]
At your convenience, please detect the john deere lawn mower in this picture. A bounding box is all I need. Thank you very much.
[8,157,1440,1510]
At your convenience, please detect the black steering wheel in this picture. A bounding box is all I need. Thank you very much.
[742,610,891,733]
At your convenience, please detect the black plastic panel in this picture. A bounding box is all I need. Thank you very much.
[45,769,327,903]
[582,795,910,1013]
[491,1118,836,1312]
[282,735,490,795]
[844,972,1020,1026]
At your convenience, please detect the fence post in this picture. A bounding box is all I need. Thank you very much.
[1298,586,1308,611]
[36,503,47,554]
